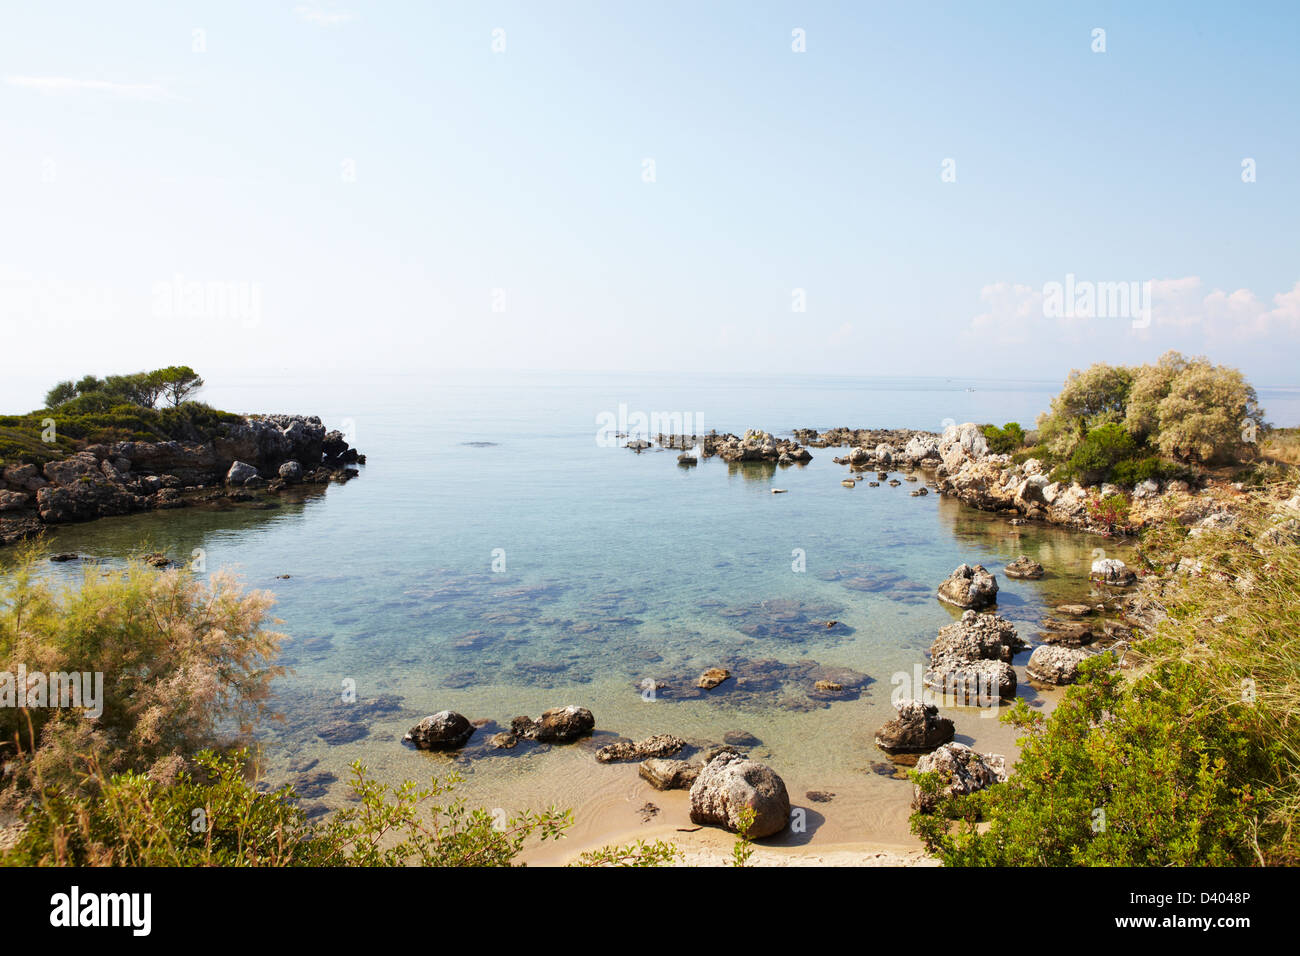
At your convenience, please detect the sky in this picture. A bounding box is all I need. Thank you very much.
[1,1,1298,406]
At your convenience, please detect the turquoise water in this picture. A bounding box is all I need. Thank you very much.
[2,372,1175,849]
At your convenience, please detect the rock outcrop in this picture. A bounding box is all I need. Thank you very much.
[688,752,790,838]
[403,711,476,750]
[875,700,955,753]
[510,705,595,743]
[595,733,686,763]
[1026,645,1097,685]
[1,414,364,544]
[912,743,1007,812]
[937,564,999,609]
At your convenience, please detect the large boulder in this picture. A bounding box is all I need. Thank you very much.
[689,752,790,838]
[912,743,1007,812]
[924,657,1017,703]
[875,699,955,753]
[3,463,47,493]
[43,452,100,487]
[930,609,1026,663]
[226,460,259,485]
[1027,645,1097,685]
[278,460,303,484]
[403,710,475,750]
[937,564,999,609]
[511,705,595,743]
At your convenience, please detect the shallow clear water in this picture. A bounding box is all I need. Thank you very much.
[6,371,1147,851]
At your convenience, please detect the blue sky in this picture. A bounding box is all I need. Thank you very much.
[1,1,1297,399]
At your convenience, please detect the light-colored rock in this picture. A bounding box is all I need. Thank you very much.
[689,752,790,838]
[937,563,999,609]
[912,743,1007,812]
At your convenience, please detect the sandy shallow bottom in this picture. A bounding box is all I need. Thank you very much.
[515,681,1060,867]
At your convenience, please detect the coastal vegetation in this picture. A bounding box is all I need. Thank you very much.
[0,546,284,797]
[912,499,1300,865]
[1033,352,1264,480]
[0,549,675,867]
[0,366,238,468]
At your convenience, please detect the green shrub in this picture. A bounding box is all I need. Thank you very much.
[982,422,1026,455]
[1056,423,1138,484]
[4,750,574,867]
[911,658,1280,865]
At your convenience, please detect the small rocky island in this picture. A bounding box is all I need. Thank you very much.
[0,414,364,547]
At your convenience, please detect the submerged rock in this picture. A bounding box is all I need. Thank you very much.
[595,733,686,763]
[875,699,955,753]
[1004,555,1045,579]
[697,667,731,690]
[937,564,999,609]
[404,710,476,750]
[639,758,699,791]
[689,752,790,838]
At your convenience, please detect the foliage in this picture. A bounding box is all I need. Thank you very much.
[911,658,1279,865]
[3,750,572,867]
[1035,363,1134,461]
[571,839,682,867]
[731,806,757,867]
[1036,353,1264,472]
[0,400,241,467]
[0,548,285,798]
[1085,491,1133,535]
[1054,422,1138,485]
[1110,455,1190,487]
[913,503,1300,866]
[982,422,1026,455]
[43,367,205,411]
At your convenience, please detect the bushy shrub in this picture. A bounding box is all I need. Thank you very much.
[1035,364,1134,460]
[912,658,1278,865]
[1,549,285,797]
[1110,455,1190,486]
[4,751,574,867]
[982,422,1026,455]
[914,505,1300,866]
[1037,353,1263,469]
[1055,422,1137,484]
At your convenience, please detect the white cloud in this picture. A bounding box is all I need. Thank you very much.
[4,75,180,102]
[294,5,356,26]
[969,281,1043,344]
[972,275,1300,344]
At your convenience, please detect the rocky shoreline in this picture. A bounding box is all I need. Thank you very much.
[641,421,1256,538]
[0,414,365,548]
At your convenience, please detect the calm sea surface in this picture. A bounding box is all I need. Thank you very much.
[10,370,1295,852]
